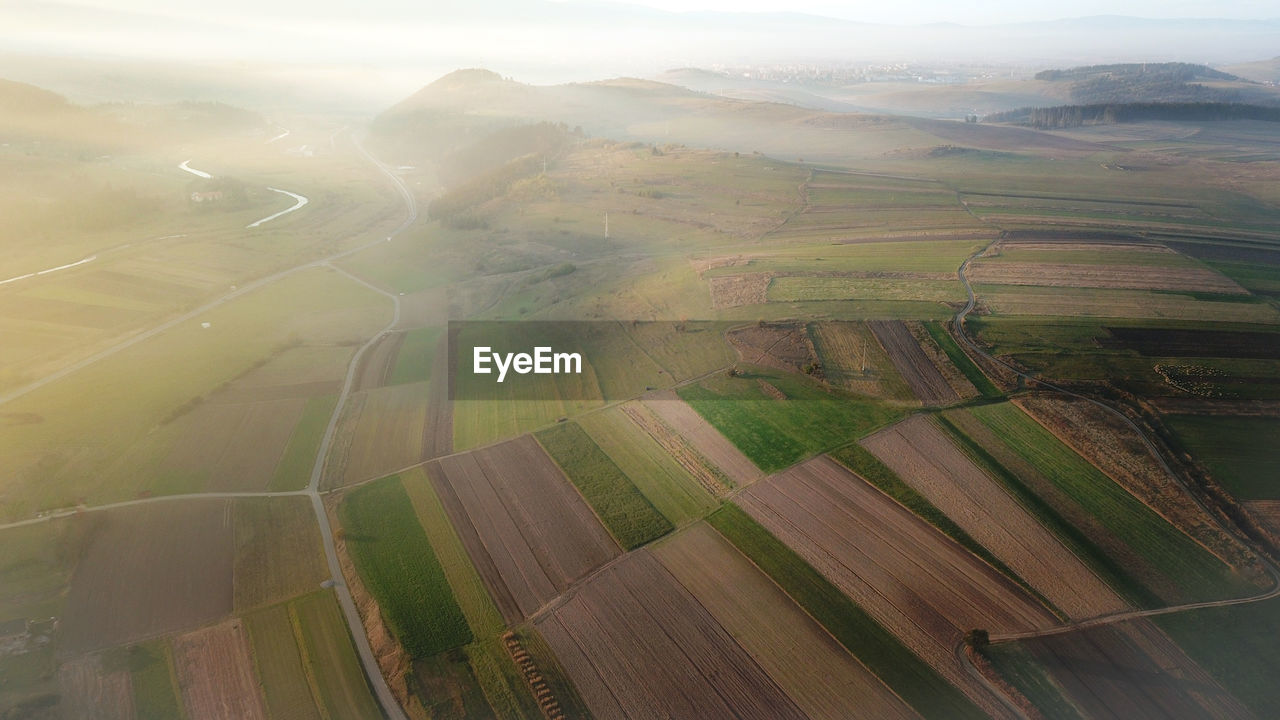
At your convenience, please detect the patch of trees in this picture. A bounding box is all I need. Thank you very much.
[1033,63,1257,106]
[1035,62,1237,83]
[985,102,1280,129]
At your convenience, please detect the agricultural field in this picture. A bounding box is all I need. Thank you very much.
[233,496,329,612]
[1014,394,1268,588]
[862,415,1129,619]
[290,590,384,720]
[337,476,471,658]
[673,369,902,473]
[989,619,1252,719]
[952,402,1258,604]
[735,456,1053,716]
[172,619,268,720]
[576,404,719,525]
[245,604,323,720]
[535,421,673,548]
[535,549,807,720]
[426,435,620,621]
[868,319,962,405]
[126,640,185,720]
[59,499,235,654]
[808,320,917,401]
[56,652,134,720]
[653,523,919,720]
[1167,414,1280,499]
[324,381,429,488]
[630,394,754,490]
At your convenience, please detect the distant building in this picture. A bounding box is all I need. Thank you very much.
[190,190,224,203]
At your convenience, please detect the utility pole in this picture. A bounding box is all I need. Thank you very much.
[604,212,609,239]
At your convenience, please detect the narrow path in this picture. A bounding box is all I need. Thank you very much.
[247,187,309,228]
[178,160,212,179]
[0,254,96,287]
[0,490,308,531]
[303,136,414,720]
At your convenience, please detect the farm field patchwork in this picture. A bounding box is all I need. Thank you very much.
[245,603,323,720]
[735,455,1053,717]
[974,285,1280,323]
[535,421,673,548]
[534,548,807,720]
[290,590,384,720]
[426,435,620,621]
[172,618,268,720]
[325,381,428,488]
[126,640,184,720]
[868,319,963,405]
[338,475,471,658]
[862,415,1128,619]
[672,370,902,473]
[642,389,765,484]
[233,496,329,612]
[56,652,134,720]
[655,522,920,720]
[808,320,916,401]
[576,404,718,525]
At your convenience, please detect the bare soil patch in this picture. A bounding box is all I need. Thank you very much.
[726,322,819,376]
[172,619,268,720]
[969,261,1247,294]
[60,499,235,654]
[708,273,772,309]
[618,401,733,497]
[426,435,620,622]
[57,652,134,720]
[863,416,1128,619]
[868,320,959,405]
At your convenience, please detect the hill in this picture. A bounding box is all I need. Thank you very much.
[1031,62,1279,106]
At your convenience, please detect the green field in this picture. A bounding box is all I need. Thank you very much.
[126,640,186,720]
[965,402,1253,602]
[707,504,987,720]
[984,643,1084,720]
[766,277,963,304]
[536,421,673,549]
[1167,414,1280,499]
[922,321,1001,397]
[390,326,441,386]
[1155,596,1280,716]
[246,604,322,720]
[677,368,903,472]
[339,476,471,657]
[270,394,338,492]
[576,405,718,525]
[291,591,383,720]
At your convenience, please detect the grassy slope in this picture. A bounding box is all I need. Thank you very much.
[707,504,986,720]
[338,476,471,657]
[923,321,1001,397]
[1167,414,1280,500]
[536,422,673,549]
[677,368,902,472]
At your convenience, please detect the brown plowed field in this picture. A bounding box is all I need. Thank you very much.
[906,321,978,399]
[352,331,406,392]
[58,653,134,720]
[726,322,820,375]
[737,456,1053,718]
[427,435,620,622]
[173,618,268,720]
[1020,619,1253,719]
[423,328,453,458]
[655,522,921,720]
[641,390,763,486]
[619,401,732,497]
[968,262,1247,294]
[60,499,235,654]
[709,273,772,309]
[1014,395,1266,583]
[868,320,959,406]
[862,416,1128,619]
[535,549,806,720]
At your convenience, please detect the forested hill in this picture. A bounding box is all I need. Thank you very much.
[1032,62,1275,106]
[985,102,1280,129]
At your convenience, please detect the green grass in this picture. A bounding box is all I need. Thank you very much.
[246,604,322,720]
[291,591,383,720]
[984,643,1084,720]
[466,638,544,720]
[1155,596,1280,717]
[270,394,337,492]
[936,413,1162,610]
[828,442,1043,605]
[576,406,717,525]
[677,368,903,472]
[767,277,962,303]
[536,422,674,549]
[968,402,1252,602]
[390,326,441,386]
[115,641,185,720]
[923,321,1001,397]
[707,504,986,720]
[339,476,472,657]
[1167,415,1280,500]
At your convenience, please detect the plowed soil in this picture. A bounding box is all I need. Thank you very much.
[862,416,1128,619]
[969,262,1246,294]
[641,390,763,486]
[868,320,959,406]
[726,322,819,375]
[426,435,620,622]
[172,618,268,720]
